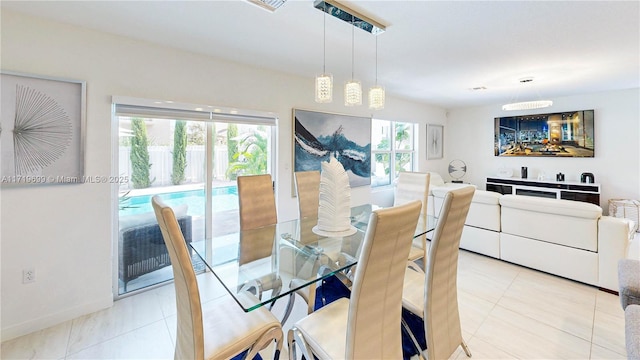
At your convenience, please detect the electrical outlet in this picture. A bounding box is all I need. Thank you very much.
[23,268,35,284]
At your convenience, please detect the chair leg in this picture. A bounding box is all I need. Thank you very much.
[461,339,472,358]
[246,325,283,360]
[281,293,296,324]
[287,328,296,360]
[288,327,314,360]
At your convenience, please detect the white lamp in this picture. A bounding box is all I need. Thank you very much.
[502,78,552,111]
[368,36,385,110]
[315,4,333,103]
[502,100,553,111]
[345,80,362,106]
[345,18,362,106]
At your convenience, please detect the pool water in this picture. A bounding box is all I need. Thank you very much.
[120,186,238,216]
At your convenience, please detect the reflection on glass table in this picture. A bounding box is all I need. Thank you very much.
[189,204,436,313]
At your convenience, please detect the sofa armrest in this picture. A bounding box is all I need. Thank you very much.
[598,216,632,291]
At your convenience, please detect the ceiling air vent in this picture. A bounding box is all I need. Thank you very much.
[247,0,287,12]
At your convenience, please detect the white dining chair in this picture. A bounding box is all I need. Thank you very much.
[287,200,423,360]
[401,186,475,360]
[294,170,321,219]
[236,174,283,304]
[237,174,277,231]
[151,196,283,360]
[394,171,431,265]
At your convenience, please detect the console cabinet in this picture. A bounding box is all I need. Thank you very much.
[486,177,600,205]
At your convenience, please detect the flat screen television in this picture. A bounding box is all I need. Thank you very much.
[494,110,594,157]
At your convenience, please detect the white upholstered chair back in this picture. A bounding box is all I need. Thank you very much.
[424,186,475,360]
[153,196,284,360]
[152,196,204,360]
[238,174,277,231]
[394,171,431,220]
[394,171,431,263]
[294,170,321,219]
[346,200,423,359]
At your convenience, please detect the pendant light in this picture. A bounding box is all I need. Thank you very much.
[368,36,385,110]
[502,77,553,111]
[344,17,362,106]
[315,3,333,103]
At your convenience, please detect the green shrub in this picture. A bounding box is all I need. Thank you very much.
[130,118,152,189]
[171,120,187,185]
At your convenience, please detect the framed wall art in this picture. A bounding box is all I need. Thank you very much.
[426,124,443,160]
[494,110,594,157]
[1,71,86,185]
[293,109,371,191]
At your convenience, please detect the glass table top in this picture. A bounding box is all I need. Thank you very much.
[190,204,436,312]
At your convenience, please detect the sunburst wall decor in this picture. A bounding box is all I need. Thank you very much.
[1,72,86,185]
[13,84,73,175]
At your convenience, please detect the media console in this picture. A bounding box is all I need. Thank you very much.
[486,177,600,205]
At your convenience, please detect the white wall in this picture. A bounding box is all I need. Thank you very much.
[445,89,640,211]
[0,10,446,340]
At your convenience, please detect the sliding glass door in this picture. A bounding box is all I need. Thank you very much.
[114,100,275,296]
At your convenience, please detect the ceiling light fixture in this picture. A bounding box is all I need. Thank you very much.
[502,77,553,111]
[313,0,386,34]
[345,17,362,106]
[315,3,333,103]
[368,36,384,110]
[246,0,286,12]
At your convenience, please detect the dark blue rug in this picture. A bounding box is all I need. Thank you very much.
[401,308,426,359]
[313,274,352,311]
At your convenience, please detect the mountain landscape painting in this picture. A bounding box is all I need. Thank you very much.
[293,109,371,188]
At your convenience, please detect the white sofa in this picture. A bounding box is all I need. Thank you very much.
[428,177,632,292]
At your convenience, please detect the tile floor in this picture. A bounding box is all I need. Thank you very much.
[1,249,630,360]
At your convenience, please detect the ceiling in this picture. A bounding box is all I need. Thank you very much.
[3,0,639,109]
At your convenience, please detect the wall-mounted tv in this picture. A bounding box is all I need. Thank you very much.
[494,110,594,157]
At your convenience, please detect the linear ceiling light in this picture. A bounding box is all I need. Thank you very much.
[502,100,553,111]
[502,78,553,111]
[313,0,386,34]
[246,0,287,12]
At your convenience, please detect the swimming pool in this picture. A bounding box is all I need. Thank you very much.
[120,186,238,216]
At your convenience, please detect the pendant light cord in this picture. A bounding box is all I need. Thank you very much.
[375,36,378,85]
[351,17,355,79]
[323,4,326,74]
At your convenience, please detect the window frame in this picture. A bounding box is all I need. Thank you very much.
[111,96,277,298]
[371,119,417,188]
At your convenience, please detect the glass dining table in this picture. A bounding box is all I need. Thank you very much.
[189,204,436,315]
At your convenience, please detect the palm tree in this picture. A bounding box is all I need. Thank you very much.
[375,123,412,176]
[227,127,268,177]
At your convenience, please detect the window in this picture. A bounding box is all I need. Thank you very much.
[113,97,276,296]
[371,119,416,187]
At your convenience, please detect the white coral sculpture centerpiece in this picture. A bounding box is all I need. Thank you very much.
[313,157,357,236]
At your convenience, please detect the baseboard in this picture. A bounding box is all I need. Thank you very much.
[599,287,619,295]
[1,292,113,342]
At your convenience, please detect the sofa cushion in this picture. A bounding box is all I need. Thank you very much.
[619,259,640,309]
[428,172,445,187]
[471,190,502,205]
[626,305,640,360]
[499,195,602,219]
[430,183,475,197]
[433,188,500,231]
[500,195,599,251]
